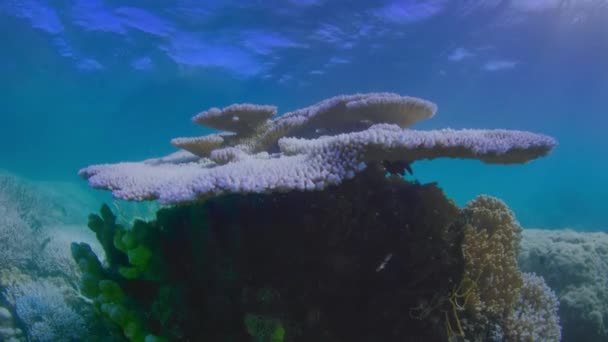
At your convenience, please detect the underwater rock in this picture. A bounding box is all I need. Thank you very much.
[79,93,556,204]
[519,229,608,342]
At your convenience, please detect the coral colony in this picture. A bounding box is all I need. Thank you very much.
[74,93,560,341]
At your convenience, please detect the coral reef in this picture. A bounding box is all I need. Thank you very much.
[73,93,560,341]
[0,170,97,228]
[0,171,102,276]
[72,165,466,341]
[0,171,106,341]
[0,171,66,230]
[410,196,561,342]
[3,279,87,341]
[73,167,565,341]
[519,229,608,341]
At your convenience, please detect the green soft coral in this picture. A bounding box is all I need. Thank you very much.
[88,204,128,267]
[115,220,161,280]
[71,205,170,342]
[71,242,105,297]
[114,229,136,252]
[245,314,286,342]
[128,245,152,269]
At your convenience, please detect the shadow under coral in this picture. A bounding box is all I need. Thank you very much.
[73,163,469,341]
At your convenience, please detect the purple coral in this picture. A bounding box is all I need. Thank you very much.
[506,272,561,341]
[79,93,557,204]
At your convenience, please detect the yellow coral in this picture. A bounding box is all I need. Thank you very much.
[443,195,525,340]
[460,195,523,319]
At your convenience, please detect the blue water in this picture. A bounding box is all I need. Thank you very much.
[1,1,607,230]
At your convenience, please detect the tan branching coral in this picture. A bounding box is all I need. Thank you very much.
[442,195,524,340]
[461,195,523,318]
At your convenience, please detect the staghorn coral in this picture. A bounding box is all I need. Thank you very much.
[79,93,556,204]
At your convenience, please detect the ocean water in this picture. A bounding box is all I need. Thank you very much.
[1,1,606,229]
[0,1,607,341]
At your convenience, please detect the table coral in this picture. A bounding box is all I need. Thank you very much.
[79,93,556,204]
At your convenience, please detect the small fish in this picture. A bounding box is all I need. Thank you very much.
[376,253,393,272]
